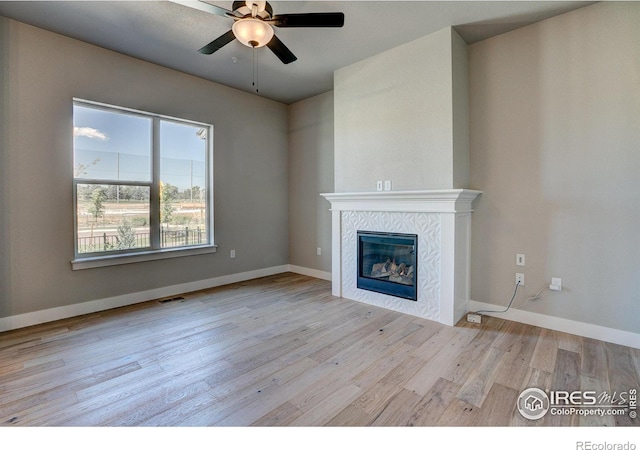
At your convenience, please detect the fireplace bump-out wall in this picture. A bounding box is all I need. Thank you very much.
[327,27,479,326]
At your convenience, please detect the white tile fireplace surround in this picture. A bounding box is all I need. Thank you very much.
[321,190,482,326]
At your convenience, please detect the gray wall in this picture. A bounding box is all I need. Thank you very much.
[0,18,289,318]
[4,2,639,338]
[451,29,470,190]
[468,2,640,333]
[333,27,468,192]
[288,91,334,273]
[0,19,9,319]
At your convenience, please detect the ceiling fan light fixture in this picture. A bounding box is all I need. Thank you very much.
[232,18,274,48]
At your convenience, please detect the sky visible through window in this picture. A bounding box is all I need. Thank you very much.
[73,104,206,190]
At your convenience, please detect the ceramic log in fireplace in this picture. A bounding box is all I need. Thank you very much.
[357,231,418,301]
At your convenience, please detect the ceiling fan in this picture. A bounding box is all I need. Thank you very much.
[177,1,345,64]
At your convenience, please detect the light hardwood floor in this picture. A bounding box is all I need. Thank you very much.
[1,273,638,426]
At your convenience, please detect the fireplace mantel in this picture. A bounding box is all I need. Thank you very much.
[321,189,482,326]
[321,189,481,212]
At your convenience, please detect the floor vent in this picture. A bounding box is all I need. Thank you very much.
[159,296,185,304]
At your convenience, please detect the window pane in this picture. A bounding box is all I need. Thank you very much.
[76,184,151,254]
[160,121,208,249]
[74,105,152,182]
[73,100,213,260]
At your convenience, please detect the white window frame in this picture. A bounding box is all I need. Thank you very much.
[71,99,216,270]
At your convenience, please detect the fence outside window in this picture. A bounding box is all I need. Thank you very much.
[77,227,207,254]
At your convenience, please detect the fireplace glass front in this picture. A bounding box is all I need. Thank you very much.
[357,231,418,301]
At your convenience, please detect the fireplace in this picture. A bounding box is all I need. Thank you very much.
[321,190,481,325]
[357,231,418,301]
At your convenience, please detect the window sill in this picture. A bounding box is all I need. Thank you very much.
[71,245,218,270]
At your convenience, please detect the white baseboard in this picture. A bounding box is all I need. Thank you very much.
[469,300,640,349]
[0,265,290,333]
[3,269,635,350]
[287,264,332,281]
[0,264,334,333]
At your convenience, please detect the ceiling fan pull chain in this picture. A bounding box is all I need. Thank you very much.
[252,46,259,94]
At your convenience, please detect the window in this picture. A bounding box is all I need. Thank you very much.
[73,99,214,268]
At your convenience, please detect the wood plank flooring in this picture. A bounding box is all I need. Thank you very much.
[0,273,638,426]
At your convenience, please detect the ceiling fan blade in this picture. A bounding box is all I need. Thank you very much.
[198,30,236,54]
[271,12,345,28]
[169,0,233,18]
[266,35,297,64]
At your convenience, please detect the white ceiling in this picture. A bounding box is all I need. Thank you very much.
[0,0,594,104]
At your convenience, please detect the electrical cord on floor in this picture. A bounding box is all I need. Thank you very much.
[472,282,548,317]
[474,280,521,315]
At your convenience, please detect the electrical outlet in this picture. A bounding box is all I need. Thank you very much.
[376,181,383,191]
[230,250,236,259]
[516,254,525,266]
[516,273,525,285]
[317,247,322,256]
[384,180,392,191]
[467,313,482,324]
